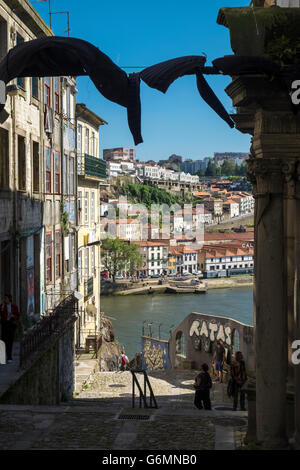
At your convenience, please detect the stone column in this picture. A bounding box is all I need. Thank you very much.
[282,162,297,440]
[248,155,287,448]
[294,162,300,449]
[226,75,298,448]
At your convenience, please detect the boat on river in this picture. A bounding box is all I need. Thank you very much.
[165,282,207,294]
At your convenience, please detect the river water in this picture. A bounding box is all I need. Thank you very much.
[101,287,253,359]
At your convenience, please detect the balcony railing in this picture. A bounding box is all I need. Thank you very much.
[77,153,107,180]
[84,276,94,299]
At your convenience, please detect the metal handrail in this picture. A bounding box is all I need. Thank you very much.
[131,369,158,409]
[20,294,77,367]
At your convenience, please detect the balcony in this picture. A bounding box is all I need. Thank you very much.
[77,154,107,180]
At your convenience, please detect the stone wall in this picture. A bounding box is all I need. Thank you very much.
[0,325,75,405]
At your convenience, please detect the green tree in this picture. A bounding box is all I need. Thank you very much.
[101,238,144,280]
[221,158,236,176]
[101,237,128,282]
[125,244,144,277]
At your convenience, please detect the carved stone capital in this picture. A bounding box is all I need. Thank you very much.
[282,161,297,199]
[247,158,284,196]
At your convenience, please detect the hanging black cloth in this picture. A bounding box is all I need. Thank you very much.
[212,55,281,77]
[140,55,207,92]
[0,36,143,145]
[140,55,235,128]
[195,68,234,128]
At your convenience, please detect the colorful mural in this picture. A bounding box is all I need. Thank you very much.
[142,337,170,370]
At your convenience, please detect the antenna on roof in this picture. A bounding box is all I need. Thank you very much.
[31,0,70,36]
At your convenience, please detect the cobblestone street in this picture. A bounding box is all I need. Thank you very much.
[0,368,248,450]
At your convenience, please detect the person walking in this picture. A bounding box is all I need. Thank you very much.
[213,339,225,383]
[194,363,212,410]
[231,351,247,411]
[119,349,129,371]
[0,294,19,363]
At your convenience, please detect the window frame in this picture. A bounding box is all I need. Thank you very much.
[44,77,51,107]
[54,150,61,194]
[54,77,60,114]
[16,34,25,89]
[32,141,39,193]
[17,135,26,191]
[55,230,61,279]
[45,147,52,194]
[46,232,52,283]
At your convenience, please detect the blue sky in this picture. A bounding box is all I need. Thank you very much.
[32,0,251,161]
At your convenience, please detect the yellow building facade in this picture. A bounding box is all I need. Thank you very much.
[76,103,107,350]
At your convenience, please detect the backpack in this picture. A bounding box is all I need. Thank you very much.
[121,354,129,365]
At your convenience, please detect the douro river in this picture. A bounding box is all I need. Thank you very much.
[101,287,253,359]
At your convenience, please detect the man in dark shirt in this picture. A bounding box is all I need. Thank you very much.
[0,294,19,363]
[194,363,212,410]
[213,340,225,383]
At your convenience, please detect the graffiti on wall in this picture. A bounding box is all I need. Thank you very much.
[142,337,170,370]
[189,319,234,354]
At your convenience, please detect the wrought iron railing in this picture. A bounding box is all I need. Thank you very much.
[20,295,78,367]
[131,369,158,409]
[77,153,107,179]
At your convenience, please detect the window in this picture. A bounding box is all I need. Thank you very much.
[0,18,7,60]
[91,246,95,276]
[84,192,89,224]
[85,247,89,277]
[16,35,25,88]
[63,154,68,195]
[70,234,75,271]
[54,151,60,194]
[78,191,82,225]
[46,233,52,283]
[32,141,39,192]
[18,135,26,190]
[32,77,39,99]
[54,77,60,113]
[85,128,89,154]
[45,148,51,193]
[175,331,186,357]
[78,250,82,283]
[55,231,61,279]
[91,191,95,223]
[0,128,9,189]
[69,157,74,195]
[44,77,51,106]
[70,93,75,122]
[91,131,95,156]
[77,124,82,154]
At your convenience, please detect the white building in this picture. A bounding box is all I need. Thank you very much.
[198,245,254,272]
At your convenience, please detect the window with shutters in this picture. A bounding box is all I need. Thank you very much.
[0,128,9,189]
[45,147,51,193]
[18,136,26,191]
[54,151,61,194]
[44,77,51,106]
[55,231,61,279]
[32,141,39,192]
[46,233,52,283]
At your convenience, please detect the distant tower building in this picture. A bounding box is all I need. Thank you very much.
[168,154,183,164]
[103,147,135,162]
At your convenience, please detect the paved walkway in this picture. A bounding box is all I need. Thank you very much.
[0,366,248,450]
